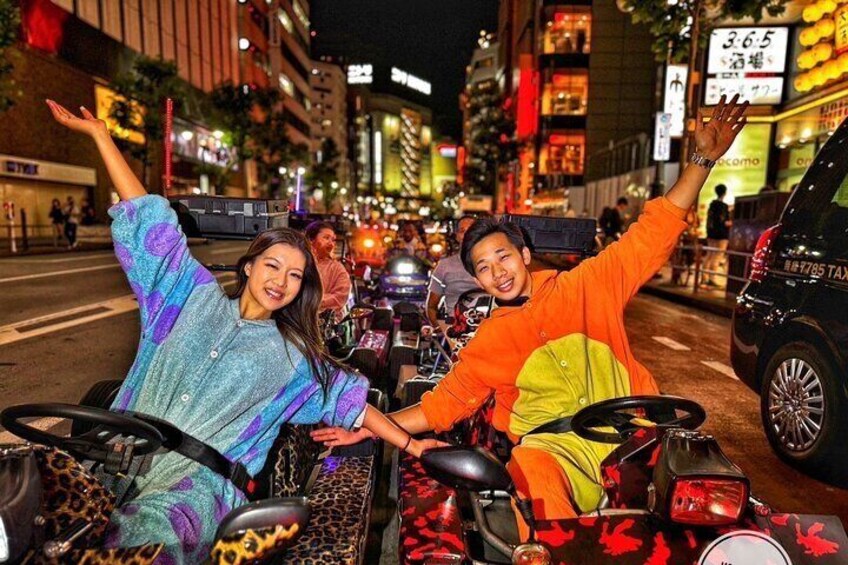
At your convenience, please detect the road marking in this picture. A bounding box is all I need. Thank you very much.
[0,252,116,264]
[0,417,65,444]
[0,263,121,284]
[0,273,236,346]
[652,336,691,351]
[701,360,740,380]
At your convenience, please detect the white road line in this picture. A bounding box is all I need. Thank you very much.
[0,251,116,264]
[701,360,740,380]
[0,417,65,444]
[0,273,235,346]
[0,263,120,284]
[652,336,691,351]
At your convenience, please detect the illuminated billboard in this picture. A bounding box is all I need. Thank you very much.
[391,67,432,96]
[347,64,373,84]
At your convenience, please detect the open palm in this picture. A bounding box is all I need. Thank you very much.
[46,99,108,138]
[694,94,749,161]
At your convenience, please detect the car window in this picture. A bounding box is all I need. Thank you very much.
[783,122,848,239]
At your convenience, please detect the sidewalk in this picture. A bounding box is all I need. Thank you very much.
[0,225,113,258]
[534,255,736,319]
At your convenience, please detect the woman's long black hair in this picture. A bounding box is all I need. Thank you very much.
[229,228,339,393]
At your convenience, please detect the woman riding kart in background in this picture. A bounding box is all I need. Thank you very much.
[312,95,749,540]
[46,99,442,564]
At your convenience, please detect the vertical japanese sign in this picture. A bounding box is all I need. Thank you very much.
[653,113,672,162]
[664,64,688,138]
[837,6,848,55]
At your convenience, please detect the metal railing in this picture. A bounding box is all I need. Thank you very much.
[663,240,754,294]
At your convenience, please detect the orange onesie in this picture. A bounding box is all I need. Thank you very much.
[419,197,687,535]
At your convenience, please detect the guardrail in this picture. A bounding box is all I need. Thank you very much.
[664,240,753,294]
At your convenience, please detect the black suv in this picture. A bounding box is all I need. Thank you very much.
[731,121,848,483]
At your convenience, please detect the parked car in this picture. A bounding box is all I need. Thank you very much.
[731,119,848,483]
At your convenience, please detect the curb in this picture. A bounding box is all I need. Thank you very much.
[640,284,735,319]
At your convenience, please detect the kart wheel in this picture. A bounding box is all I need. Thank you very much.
[71,379,124,436]
[760,341,848,483]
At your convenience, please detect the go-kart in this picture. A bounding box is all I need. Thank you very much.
[400,395,848,564]
[0,403,310,564]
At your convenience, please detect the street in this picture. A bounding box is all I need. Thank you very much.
[1,246,847,525]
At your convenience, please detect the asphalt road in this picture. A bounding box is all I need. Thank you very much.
[1,245,847,526]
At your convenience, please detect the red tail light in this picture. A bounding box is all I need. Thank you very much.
[749,224,781,282]
[669,478,748,526]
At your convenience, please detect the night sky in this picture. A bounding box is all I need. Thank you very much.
[311,1,500,140]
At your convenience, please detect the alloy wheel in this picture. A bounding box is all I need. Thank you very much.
[767,358,825,452]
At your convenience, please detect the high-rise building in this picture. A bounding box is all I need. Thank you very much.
[310,59,349,188]
[496,0,656,214]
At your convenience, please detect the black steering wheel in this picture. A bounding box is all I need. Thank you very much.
[570,395,706,444]
[1,403,165,463]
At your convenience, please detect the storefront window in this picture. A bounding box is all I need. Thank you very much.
[540,134,585,175]
[543,10,591,55]
[542,72,588,115]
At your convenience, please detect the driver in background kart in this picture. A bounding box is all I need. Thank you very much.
[306,220,351,322]
[389,221,429,261]
[46,99,442,564]
[426,215,481,331]
[313,95,748,539]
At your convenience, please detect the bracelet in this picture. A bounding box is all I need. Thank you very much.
[690,152,717,170]
[402,435,412,453]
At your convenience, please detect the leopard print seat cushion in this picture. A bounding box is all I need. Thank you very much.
[271,424,322,498]
[280,455,375,565]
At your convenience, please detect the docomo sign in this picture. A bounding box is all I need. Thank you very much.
[347,64,373,84]
[391,67,432,95]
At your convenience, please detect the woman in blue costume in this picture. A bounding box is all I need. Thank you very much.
[46,99,440,564]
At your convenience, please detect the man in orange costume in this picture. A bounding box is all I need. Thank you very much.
[314,97,748,536]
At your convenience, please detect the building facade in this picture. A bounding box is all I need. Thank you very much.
[310,59,349,187]
[495,0,657,215]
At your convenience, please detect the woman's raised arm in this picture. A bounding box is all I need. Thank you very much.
[46,99,146,201]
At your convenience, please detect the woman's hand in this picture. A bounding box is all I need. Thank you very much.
[310,426,373,448]
[46,99,108,139]
[694,94,749,162]
[406,438,450,458]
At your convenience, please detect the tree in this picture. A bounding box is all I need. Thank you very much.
[310,137,342,207]
[209,81,308,198]
[109,56,184,189]
[0,0,20,112]
[463,86,517,195]
[620,0,788,64]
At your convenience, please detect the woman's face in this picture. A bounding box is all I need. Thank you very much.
[311,228,336,259]
[243,243,307,316]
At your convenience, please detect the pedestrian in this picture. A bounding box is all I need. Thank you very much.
[47,98,442,564]
[703,183,731,287]
[48,198,64,247]
[598,196,628,246]
[63,195,81,249]
[81,197,96,225]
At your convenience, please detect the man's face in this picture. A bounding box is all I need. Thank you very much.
[312,228,336,258]
[456,218,475,246]
[470,233,532,301]
[401,224,417,242]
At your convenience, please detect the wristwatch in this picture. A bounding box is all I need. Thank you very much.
[690,152,717,169]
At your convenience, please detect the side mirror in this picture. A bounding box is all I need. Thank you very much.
[421,446,514,492]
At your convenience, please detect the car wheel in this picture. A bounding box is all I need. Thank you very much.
[760,341,848,483]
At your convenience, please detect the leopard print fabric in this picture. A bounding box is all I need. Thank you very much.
[281,456,375,565]
[272,425,321,498]
[209,523,301,564]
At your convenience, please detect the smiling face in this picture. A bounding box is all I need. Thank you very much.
[311,227,336,260]
[470,233,533,302]
[242,243,307,318]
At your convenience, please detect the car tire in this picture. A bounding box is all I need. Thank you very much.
[760,341,848,483]
[70,379,124,436]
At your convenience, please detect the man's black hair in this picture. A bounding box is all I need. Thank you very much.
[460,217,528,276]
[305,220,334,241]
[616,197,629,207]
[715,184,728,197]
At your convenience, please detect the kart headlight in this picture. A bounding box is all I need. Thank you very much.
[430,243,444,254]
[650,429,749,527]
[394,261,415,275]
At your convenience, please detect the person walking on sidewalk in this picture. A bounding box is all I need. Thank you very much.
[49,198,65,247]
[63,195,81,249]
[703,183,731,287]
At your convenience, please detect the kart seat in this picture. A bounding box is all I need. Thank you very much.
[214,496,310,540]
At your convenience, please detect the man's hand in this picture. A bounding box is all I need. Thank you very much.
[695,94,749,162]
[310,426,373,447]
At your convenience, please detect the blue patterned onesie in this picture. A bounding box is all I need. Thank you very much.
[102,195,368,564]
